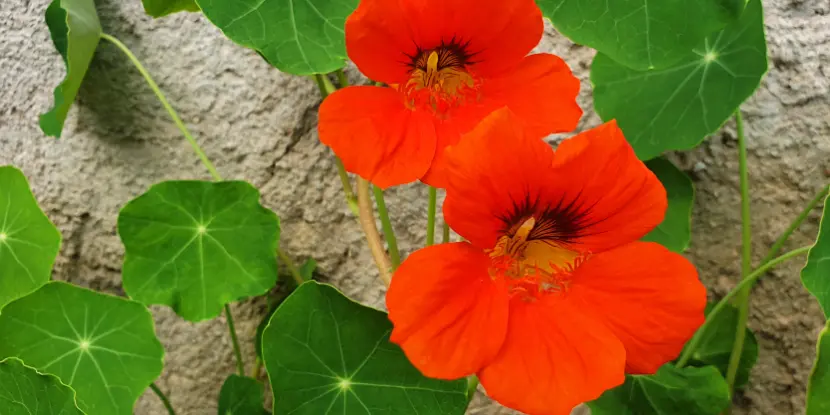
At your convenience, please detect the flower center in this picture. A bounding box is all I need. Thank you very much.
[487,217,588,301]
[403,46,481,117]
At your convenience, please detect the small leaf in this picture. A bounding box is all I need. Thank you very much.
[642,158,694,252]
[801,194,830,318]
[118,180,280,322]
[255,259,316,360]
[218,374,268,415]
[0,357,85,415]
[0,281,164,415]
[0,166,62,310]
[195,0,358,75]
[680,303,758,388]
[141,0,200,18]
[589,364,730,415]
[40,0,102,137]
[539,0,744,70]
[591,0,768,160]
[262,281,468,414]
[808,321,830,415]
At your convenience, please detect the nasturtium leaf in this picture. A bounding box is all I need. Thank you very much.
[808,322,830,415]
[0,282,164,415]
[118,180,280,322]
[539,0,743,70]
[141,0,199,18]
[591,0,768,160]
[0,166,61,311]
[218,375,268,415]
[255,258,316,360]
[0,357,84,415]
[642,158,694,252]
[680,303,758,388]
[802,194,830,318]
[262,281,468,414]
[588,364,730,415]
[195,0,358,75]
[40,0,102,137]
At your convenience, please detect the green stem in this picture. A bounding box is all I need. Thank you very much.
[676,246,812,368]
[225,305,245,376]
[761,185,829,265]
[426,187,437,246]
[276,248,306,286]
[99,33,221,182]
[466,376,479,402]
[252,357,263,380]
[724,111,752,394]
[335,69,349,87]
[149,383,176,415]
[312,74,357,215]
[373,186,400,268]
[442,221,450,244]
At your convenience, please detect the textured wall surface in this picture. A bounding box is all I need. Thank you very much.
[1,0,829,414]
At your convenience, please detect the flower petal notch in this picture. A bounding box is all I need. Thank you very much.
[319,0,582,189]
[387,110,707,415]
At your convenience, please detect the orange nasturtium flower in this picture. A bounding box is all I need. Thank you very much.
[386,110,707,415]
[318,0,582,188]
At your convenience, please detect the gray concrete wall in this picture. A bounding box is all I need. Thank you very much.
[1,0,828,413]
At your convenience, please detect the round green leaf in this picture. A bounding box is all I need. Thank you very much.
[0,282,164,415]
[141,0,200,18]
[255,258,316,360]
[589,364,730,415]
[118,180,280,322]
[642,158,694,252]
[591,0,768,160]
[539,0,743,70]
[262,281,468,414]
[0,357,84,415]
[40,0,102,138]
[195,0,358,75]
[0,166,61,311]
[218,374,268,415]
[808,321,830,415]
[802,194,830,318]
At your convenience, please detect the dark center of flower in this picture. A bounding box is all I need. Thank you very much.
[402,39,481,116]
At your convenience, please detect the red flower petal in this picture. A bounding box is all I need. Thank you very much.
[318,86,436,189]
[478,296,625,415]
[569,242,706,374]
[386,242,509,379]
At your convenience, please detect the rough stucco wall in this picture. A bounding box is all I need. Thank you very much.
[1,0,829,414]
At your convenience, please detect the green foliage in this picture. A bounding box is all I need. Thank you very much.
[808,322,830,415]
[592,0,768,160]
[195,0,358,75]
[0,166,61,310]
[40,0,101,137]
[255,258,317,359]
[118,180,280,322]
[0,358,84,415]
[218,374,268,415]
[680,303,758,388]
[642,158,694,252]
[262,281,468,414]
[0,282,164,415]
[804,195,830,414]
[589,365,730,415]
[141,0,199,17]
[538,0,743,70]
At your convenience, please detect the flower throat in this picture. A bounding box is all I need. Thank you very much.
[403,41,481,116]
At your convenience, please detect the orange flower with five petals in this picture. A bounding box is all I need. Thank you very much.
[386,110,707,415]
[318,0,582,188]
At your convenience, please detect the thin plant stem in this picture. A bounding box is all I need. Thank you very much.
[466,376,480,403]
[312,74,357,215]
[675,246,812,368]
[725,110,752,394]
[276,248,306,286]
[225,305,246,376]
[426,187,437,246]
[357,178,393,286]
[761,185,828,264]
[252,357,263,380]
[99,33,221,181]
[335,69,349,87]
[149,383,177,415]
[442,221,450,244]
[373,185,401,267]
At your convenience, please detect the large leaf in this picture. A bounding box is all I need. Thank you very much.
[539,0,743,70]
[680,303,758,388]
[642,158,694,252]
[40,0,102,137]
[262,281,468,414]
[804,194,830,415]
[141,0,199,17]
[808,322,830,415]
[0,282,164,415]
[0,166,61,310]
[118,180,280,322]
[591,0,768,160]
[0,357,84,415]
[588,364,730,415]
[255,258,316,360]
[195,0,358,75]
[218,374,268,415]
